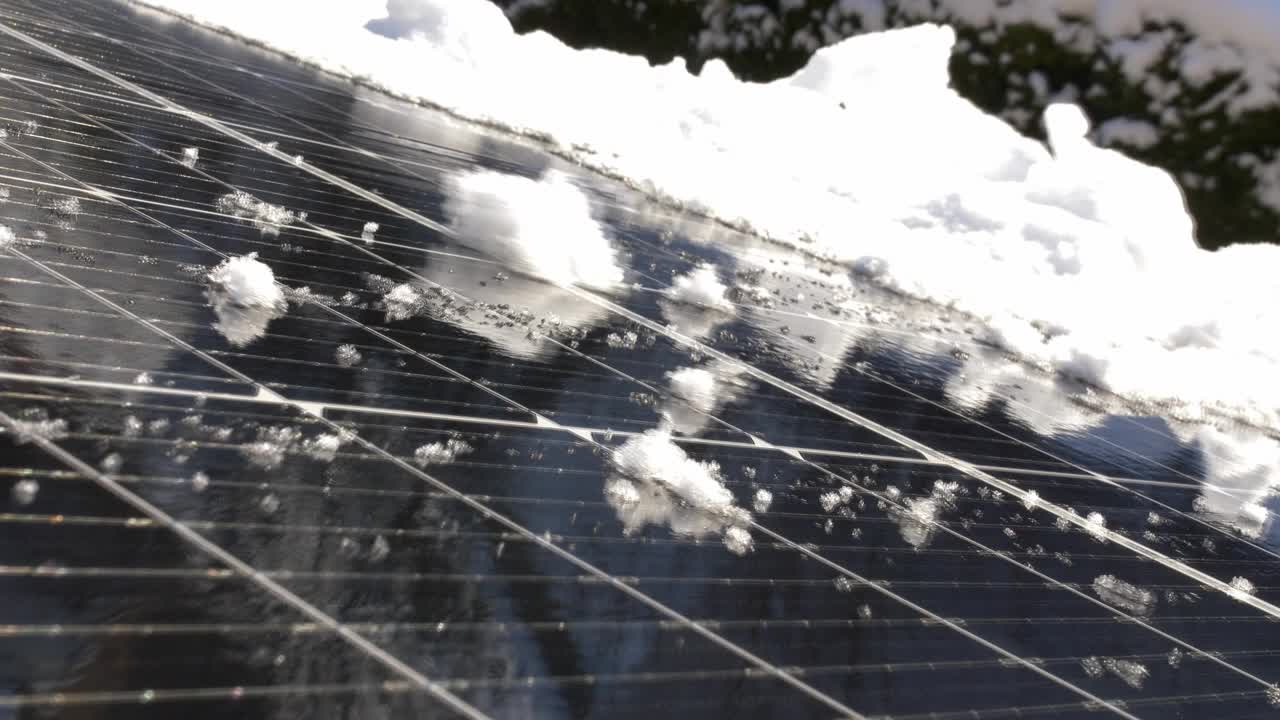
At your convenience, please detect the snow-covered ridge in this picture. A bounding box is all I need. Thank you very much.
[138,0,1280,431]
[692,0,1280,116]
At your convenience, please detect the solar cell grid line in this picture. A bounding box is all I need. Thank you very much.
[0,364,1019,477]
[0,61,1233,676]
[0,62,483,197]
[604,235,1243,478]
[9,360,1244,498]
[30,20,1259,632]
[697,301,1280,562]
[0,21,462,237]
[583,199,1277,529]
[0,381,880,702]
[9,0,538,176]
[0,316,1080,707]
[0,392,1152,717]
[0,82,786,443]
[2,7,1280,717]
[0,113,1141,717]
[0,408,490,720]
[0,132,878,718]
[559,284,1280,610]
[0,379,870,707]
[721,296,1255,493]
[0,11,1259,609]
[0,440,1257,575]
[0,150,562,427]
[0,252,1152,707]
[4,500,1266,574]
[1,2,406,128]
[15,0,517,189]
[2,14,1269,702]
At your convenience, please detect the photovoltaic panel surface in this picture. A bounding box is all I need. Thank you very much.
[0,1,1278,718]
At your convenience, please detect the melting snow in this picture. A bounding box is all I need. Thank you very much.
[301,433,347,462]
[240,426,304,469]
[606,430,752,554]
[10,479,38,506]
[891,480,959,549]
[382,283,423,321]
[1227,575,1256,601]
[335,343,363,367]
[215,190,298,235]
[259,493,281,514]
[206,253,287,347]
[1092,574,1156,616]
[44,195,81,218]
[1021,489,1040,511]
[665,265,734,312]
[1084,511,1108,542]
[1081,656,1104,678]
[5,410,69,445]
[413,438,474,467]
[752,488,773,513]
[444,169,622,290]
[666,366,717,413]
[660,360,746,436]
[1102,657,1150,689]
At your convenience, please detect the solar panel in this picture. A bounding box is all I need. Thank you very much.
[1,1,1278,718]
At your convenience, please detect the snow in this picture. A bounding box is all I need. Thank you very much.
[5,410,69,445]
[205,253,287,347]
[361,221,379,243]
[180,146,199,168]
[207,253,284,308]
[301,433,346,462]
[240,426,302,469]
[607,430,752,554]
[664,265,734,312]
[10,479,38,506]
[444,169,623,290]
[1092,574,1156,616]
[1101,657,1150,689]
[1085,510,1108,542]
[0,225,14,247]
[890,480,958,549]
[413,438,474,466]
[215,191,297,235]
[382,283,423,322]
[659,360,745,435]
[1228,575,1257,601]
[665,366,716,413]
[335,343,363,367]
[138,0,1280,432]
[753,488,773,513]
[45,196,81,218]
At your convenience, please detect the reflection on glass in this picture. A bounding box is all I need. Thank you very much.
[419,256,613,360]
